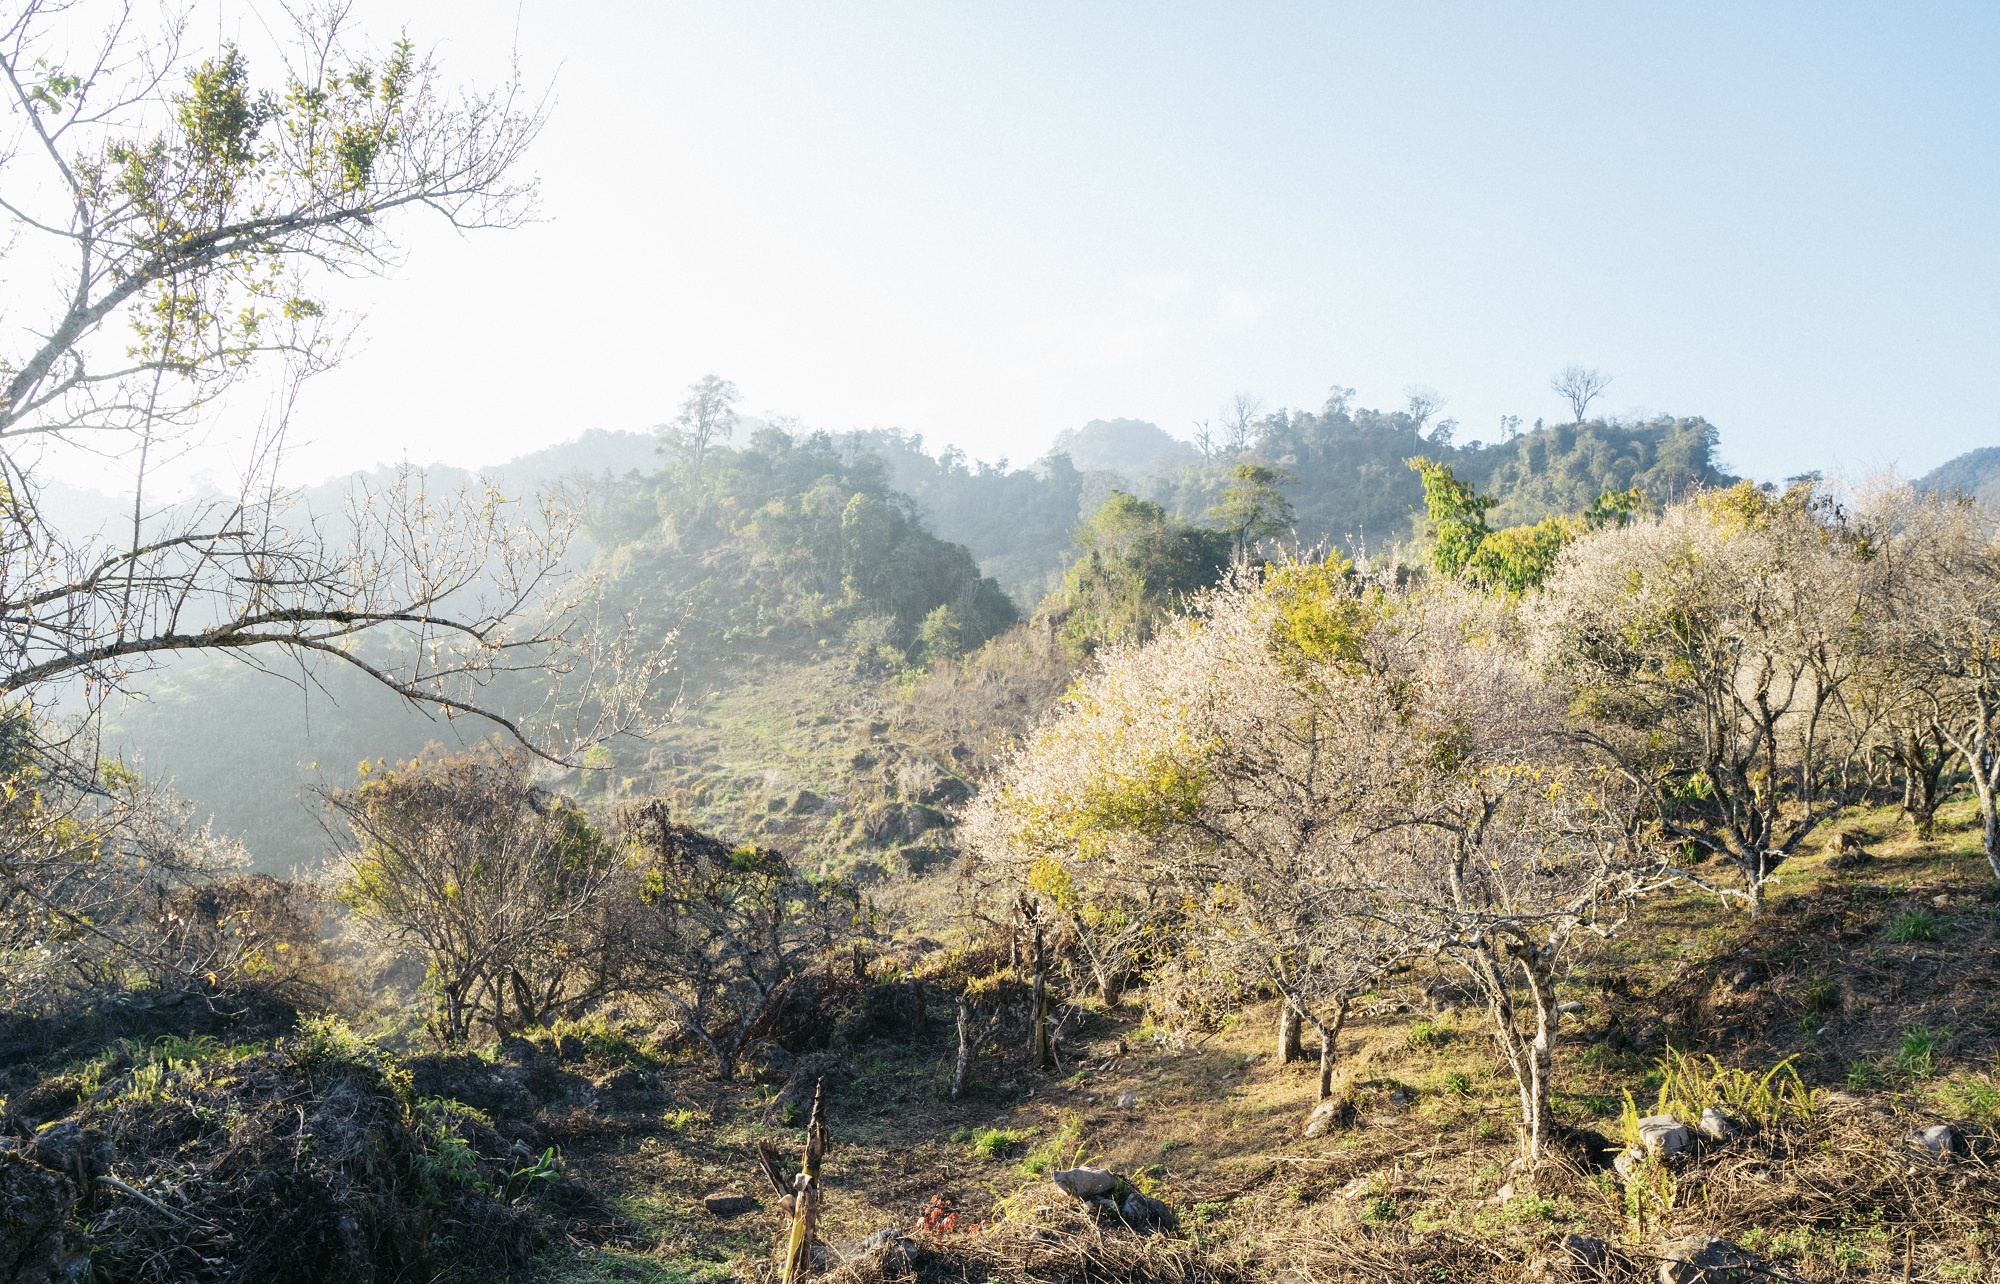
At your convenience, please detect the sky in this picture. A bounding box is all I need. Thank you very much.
[65,2,2000,487]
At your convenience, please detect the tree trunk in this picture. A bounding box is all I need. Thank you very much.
[1030,924,1051,1069]
[952,1000,972,1099]
[1316,997,1351,1100]
[1277,1002,1302,1063]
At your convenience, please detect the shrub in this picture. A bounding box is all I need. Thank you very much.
[1886,909,1940,943]
[1648,1047,1817,1130]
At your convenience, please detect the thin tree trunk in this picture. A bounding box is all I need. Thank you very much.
[1277,1002,1302,1063]
[1316,997,1351,1100]
[952,1000,972,1099]
[1030,923,1050,1069]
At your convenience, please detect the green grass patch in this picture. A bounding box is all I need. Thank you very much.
[1886,909,1940,943]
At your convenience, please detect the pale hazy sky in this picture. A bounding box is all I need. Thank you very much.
[196,2,1998,486]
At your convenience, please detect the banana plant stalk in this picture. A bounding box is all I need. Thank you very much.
[780,1079,828,1284]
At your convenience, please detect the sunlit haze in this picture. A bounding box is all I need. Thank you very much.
[163,2,2000,486]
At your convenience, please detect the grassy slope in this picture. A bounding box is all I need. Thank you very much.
[520,798,2000,1283]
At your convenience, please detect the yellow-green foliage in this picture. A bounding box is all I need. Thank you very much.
[1649,1047,1819,1130]
[1263,557,1371,668]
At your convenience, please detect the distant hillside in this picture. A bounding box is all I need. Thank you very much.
[1046,418,1196,476]
[1916,445,2000,508]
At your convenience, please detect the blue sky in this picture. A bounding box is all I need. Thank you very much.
[233,1,1997,484]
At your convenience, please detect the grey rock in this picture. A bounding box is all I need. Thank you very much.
[1556,1001,1585,1014]
[0,1150,85,1284]
[1563,1234,1612,1267]
[1302,1097,1349,1138]
[856,1226,921,1265]
[1636,1115,1690,1159]
[1116,1092,1138,1109]
[24,1121,108,1181]
[1911,1123,1962,1160]
[1120,1190,1177,1231]
[703,1193,760,1217]
[1493,1182,1515,1203]
[1657,1233,1764,1284]
[1697,1107,1740,1141]
[1051,1167,1119,1199]
[1612,1148,1646,1183]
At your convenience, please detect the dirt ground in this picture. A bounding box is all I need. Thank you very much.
[519,800,2000,1283]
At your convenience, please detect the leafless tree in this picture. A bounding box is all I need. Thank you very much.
[1220,392,1264,455]
[972,567,1659,1159]
[324,747,631,1045]
[1533,482,1875,911]
[1334,590,1655,1164]
[1867,485,2000,880]
[1550,366,1612,422]
[616,800,860,1078]
[1404,386,1447,436]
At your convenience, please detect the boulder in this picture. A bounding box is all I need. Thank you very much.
[703,1193,760,1218]
[1302,1097,1351,1138]
[1051,1167,1118,1199]
[24,1121,108,1183]
[1697,1107,1740,1141]
[1120,1190,1177,1231]
[0,1151,85,1284]
[1637,1115,1690,1159]
[1657,1233,1764,1284]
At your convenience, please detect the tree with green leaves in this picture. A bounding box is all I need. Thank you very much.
[0,5,657,760]
[1041,491,1232,655]
[659,374,742,477]
[1208,463,1297,559]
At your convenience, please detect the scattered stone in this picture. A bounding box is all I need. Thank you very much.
[1556,1000,1585,1014]
[1933,893,1953,909]
[1116,1093,1138,1109]
[1911,1124,1963,1161]
[856,1226,922,1266]
[1612,1149,1645,1183]
[1563,1235,1612,1268]
[1493,1182,1516,1203]
[1637,1115,1690,1160]
[1303,1097,1351,1138]
[703,1193,759,1217]
[1698,1107,1740,1141]
[1338,1176,1374,1200]
[1120,1190,1178,1231]
[1827,831,1872,869]
[1051,1167,1119,1199]
[1657,1232,1765,1284]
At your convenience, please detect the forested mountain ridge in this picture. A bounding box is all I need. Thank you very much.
[1917,444,2000,508]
